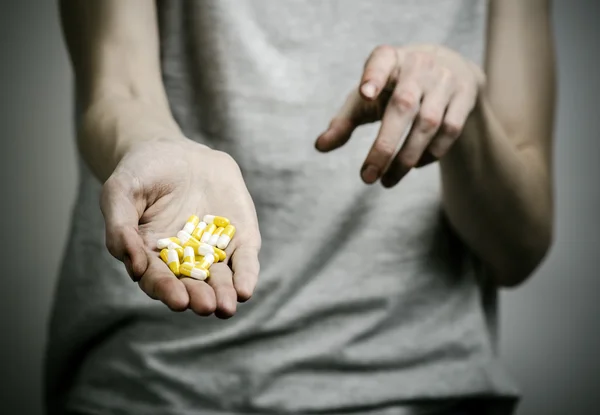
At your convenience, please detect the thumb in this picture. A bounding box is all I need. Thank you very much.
[100,174,148,281]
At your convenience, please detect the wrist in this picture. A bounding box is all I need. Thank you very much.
[79,97,185,182]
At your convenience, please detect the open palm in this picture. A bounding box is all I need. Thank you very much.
[101,138,261,318]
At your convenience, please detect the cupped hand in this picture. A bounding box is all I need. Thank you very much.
[100,137,261,318]
[316,44,485,187]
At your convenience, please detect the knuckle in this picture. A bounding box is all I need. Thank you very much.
[370,44,395,60]
[438,67,453,82]
[213,150,237,166]
[398,151,419,170]
[373,141,397,159]
[213,150,244,176]
[428,141,448,158]
[443,120,464,138]
[390,91,418,113]
[412,51,433,67]
[419,112,441,133]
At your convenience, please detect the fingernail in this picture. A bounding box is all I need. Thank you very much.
[361,82,377,99]
[361,164,380,184]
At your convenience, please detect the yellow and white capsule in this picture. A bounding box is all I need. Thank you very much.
[162,246,184,262]
[183,246,195,265]
[174,246,184,261]
[214,247,226,262]
[216,225,236,249]
[156,237,181,250]
[196,253,218,264]
[180,263,210,281]
[196,254,215,270]
[182,215,200,234]
[209,227,224,246]
[160,248,181,277]
[200,223,217,244]
[197,242,214,257]
[177,230,201,249]
[191,221,208,240]
[203,215,230,228]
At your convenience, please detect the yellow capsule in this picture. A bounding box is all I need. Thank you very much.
[214,247,226,262]
[191,221,208,240]
[183,246,195,264]
[200,223,217,244]
[156,237,181,250]
[196,254,215,270]
[208,227,225,246]
[203,214,230,228]
[160,248,180,277]
[216,225,236,249]
[182,215,200,234]
[180,262,210,281]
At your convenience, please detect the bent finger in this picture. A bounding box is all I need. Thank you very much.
[360,45,398,100]
[205,263,237,319]
[138,256,190,312]
[100,174,148,281]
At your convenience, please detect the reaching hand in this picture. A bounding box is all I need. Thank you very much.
[316,44,485,187]
[100,137,261,318]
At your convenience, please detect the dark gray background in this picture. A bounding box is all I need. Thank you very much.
[0,1,597,414]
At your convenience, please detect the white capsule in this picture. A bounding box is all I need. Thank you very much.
[203,215,216,224]
[197,243,215,257]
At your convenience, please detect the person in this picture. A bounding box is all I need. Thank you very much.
[45,0,555,414]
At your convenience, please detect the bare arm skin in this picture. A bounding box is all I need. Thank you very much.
[59,0,261,316]
[439,0,555,286]
[316,0,556,287]
[60,0,183,182]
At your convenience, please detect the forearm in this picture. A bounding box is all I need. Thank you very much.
[79,98,183,182]
[439,95,553,287]
[60,0,182,182]
[437,0,555,287]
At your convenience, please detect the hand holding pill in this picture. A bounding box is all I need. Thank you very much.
[100,138,261,318]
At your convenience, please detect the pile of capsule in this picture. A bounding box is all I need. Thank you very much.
[156,214,236,281]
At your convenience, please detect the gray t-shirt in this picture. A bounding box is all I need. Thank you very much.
[46,1,520,414]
